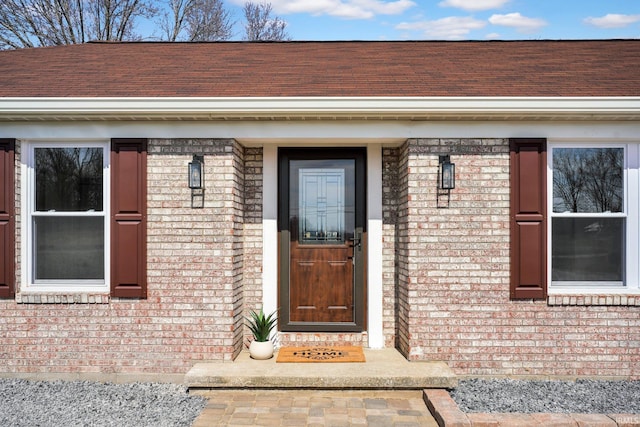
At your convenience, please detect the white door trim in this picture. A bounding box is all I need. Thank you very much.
[262,143,384,347]
[262,145,279,319]
[367,144,384,348]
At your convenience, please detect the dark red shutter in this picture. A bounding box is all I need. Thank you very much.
[510,138,547,299]
[0,139,14,298]
[111,139,147,298]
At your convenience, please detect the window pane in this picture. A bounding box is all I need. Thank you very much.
[552,148,623,213]
[35,147,103,212]
[552,218,624,283]
[34,217,104,281]
[290,159,355,245]
[299,168,346,243]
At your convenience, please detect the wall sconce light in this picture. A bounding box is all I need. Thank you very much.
[439,155,455,190]
[188,155,204,189]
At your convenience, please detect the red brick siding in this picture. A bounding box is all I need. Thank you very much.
[231,142,245,359]
[0,138,248,374]
[278,332,368,348]
[2,137,638,378]
[396,138,640,379]
[241,147,264,347]
[394,142,411,356]
[382,147,400,349]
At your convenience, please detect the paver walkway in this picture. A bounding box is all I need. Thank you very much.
[190,389,438,427]
[424,389,640,427]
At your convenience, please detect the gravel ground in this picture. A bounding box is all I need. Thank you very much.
[0,379,207,427]
[450,378,640,414]
[3,377,640,426]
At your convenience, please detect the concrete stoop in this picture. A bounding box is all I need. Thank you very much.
[185,348,457,390]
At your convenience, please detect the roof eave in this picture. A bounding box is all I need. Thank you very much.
[1,96,639,121]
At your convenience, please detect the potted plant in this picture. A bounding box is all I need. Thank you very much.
[246,308,277,360]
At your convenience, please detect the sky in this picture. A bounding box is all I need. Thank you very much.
[223,0,640,41]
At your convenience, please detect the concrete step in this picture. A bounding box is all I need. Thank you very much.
[185,348,457,390]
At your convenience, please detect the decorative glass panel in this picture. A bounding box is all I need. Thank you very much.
[290,159,354,245]
[299,168,345,243]
[34,216,104,281]
[552,218,624,283]
[35,147,103,212]
[553,148,623,213]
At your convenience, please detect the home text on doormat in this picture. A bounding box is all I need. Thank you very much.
[276,346,366,363]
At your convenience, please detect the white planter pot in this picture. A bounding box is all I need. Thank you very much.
[249,340,274,360]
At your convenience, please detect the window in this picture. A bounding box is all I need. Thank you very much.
[23,143,109,292]
[294,160,354,245]
[549,144,640,292]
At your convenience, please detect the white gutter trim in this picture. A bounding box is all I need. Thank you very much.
[0,97,639,119]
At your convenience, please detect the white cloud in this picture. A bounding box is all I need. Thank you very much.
[489,12,547,33]
[232,0,416,20]
[584,14,640,29]
[396,16,486,39]
[485,32,501,39]
[438,0,510,12]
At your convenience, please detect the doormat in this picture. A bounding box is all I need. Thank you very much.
[276,346,366,363]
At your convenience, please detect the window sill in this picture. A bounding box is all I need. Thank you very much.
[16,293,110,304]
[547,294,640,306]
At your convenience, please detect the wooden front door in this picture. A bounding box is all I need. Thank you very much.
[279,148,366,332]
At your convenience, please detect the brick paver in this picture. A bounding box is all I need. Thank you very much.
[423,389,640,427]
[190,388,640,427]
[190,390,438,427]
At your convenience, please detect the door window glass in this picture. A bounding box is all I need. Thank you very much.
[290,159,355,245]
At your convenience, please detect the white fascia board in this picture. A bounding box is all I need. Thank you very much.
[1,97,640,120]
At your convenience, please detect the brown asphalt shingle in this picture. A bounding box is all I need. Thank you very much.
[0,40,638,98]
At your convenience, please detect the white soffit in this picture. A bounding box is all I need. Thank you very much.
[0,97,640,121]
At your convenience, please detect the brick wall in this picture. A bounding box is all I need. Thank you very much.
[382,147,401,349]
[242,147,264,347]
[231,142,245,359]
[393,143,411,357]
[0,138,252,375]
[146,139,242,365]
[278,332,369,347]
[2,136,638,379]
[395,138,640,379]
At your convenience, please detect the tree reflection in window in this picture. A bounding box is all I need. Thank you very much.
[551,147,625,284]
[553,148,623,213]
[32,147,105,282]
[35,147,103,212]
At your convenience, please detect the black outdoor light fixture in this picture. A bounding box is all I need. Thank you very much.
[439,155,455,190]
[188,155,204,189]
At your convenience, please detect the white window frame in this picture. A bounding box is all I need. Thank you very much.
[547,142,640,294]
[21,141,110,293]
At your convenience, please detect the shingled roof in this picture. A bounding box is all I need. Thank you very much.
[0,40,639,98]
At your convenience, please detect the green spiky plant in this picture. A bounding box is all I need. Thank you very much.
[246,308,277,342]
